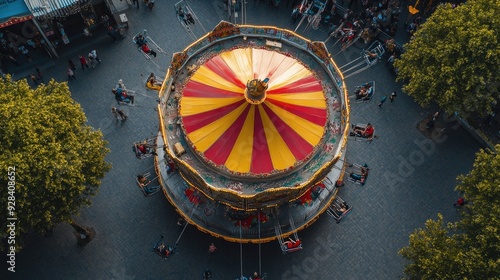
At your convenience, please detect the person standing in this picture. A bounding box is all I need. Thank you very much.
[389,91,397,102]
[79,55,89,71]
[132,0,139,8]
[208,243,217,254]
[67,68,76,80]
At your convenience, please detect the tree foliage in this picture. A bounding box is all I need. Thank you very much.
[395,0,500,118]
[400,145,500,279]
[0,76,111,250]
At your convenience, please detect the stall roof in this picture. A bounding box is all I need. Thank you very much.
[24,0,81,18]
[0,0,32,28]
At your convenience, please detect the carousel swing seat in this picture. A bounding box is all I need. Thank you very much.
[327,196,352,223]
[274,208,303,254]
[133,138,157,159]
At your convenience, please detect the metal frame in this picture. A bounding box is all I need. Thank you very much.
[175,0,208,40]
[338,41,385,78]
[326,196,351,223]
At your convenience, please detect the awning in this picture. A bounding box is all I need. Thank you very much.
[0,15,34,29]
[0,0,32,28]
[24,0,83,18]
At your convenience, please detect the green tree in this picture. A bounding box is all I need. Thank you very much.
[0,76,111,250]
[399,145,500,279]
[395,0,500,118]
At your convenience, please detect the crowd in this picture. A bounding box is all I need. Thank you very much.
[66,49,101,81]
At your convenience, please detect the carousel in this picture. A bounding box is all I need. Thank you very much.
[155,21,350,248]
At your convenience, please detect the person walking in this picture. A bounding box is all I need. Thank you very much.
[117,79,126,90]
[88,50,101,68]
[90,50,101,63]
[389,91,397,102]
[30,73,39,85]
[132,0,139,8]
[79,55,89,71]
[378,95,387,108]
[68,59,77,73]
[208,243,217,254]
[35,67,43,82]
[111,107,127,121]
[67,68,76,80]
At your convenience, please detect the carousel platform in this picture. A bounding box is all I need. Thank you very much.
[155,22,350,243]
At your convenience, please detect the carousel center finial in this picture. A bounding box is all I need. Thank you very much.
[245,78,269,105]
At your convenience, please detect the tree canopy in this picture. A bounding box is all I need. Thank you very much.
[399,145,500,279]
[395,0,500,118]
[0,76,111,251]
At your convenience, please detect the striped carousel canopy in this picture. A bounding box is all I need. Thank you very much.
[179,48,327,176]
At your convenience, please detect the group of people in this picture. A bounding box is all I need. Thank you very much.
[111,107,127,121]
[136,174,161,195]
[134,139,157,159]
[154,241,174,258]
[135,34,157,58]
[177,6,195,25]
[348,164,369,185]
[112,79,135,104]
[66,49,101,80]
[355,83,374,100]
[384,38,402,73]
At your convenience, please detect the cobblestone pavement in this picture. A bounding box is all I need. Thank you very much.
[2,1,480,279]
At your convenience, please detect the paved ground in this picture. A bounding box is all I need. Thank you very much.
[2,1,481,279]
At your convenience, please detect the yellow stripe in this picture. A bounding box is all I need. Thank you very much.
[191,66,244,93]
[225,106,255,173]
[219,49,254,84]
[258,106,296,170]
[267,91,326,108]
[188,102,249,152]
[180,97,243,116]
[265,102,325,145]
[270,64,312,90]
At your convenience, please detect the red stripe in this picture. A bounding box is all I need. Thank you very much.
[267,76,323,94]
[262,104,313,160]
[251,109,274,173]
[205,56,247,88]
[265,99,327,126]
[203,105,251,165]
[183,80,243,97]
[183,100,246,133]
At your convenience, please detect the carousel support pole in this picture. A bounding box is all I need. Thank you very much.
[239,220,243,279]
[175,202,197,246]
[258,209,262,277]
